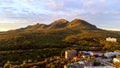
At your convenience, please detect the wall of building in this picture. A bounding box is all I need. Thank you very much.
[65,50,77,59]
[106,37,117,42]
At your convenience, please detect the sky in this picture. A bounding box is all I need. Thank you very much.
[0,0,120,31]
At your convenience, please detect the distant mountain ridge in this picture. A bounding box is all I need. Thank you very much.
[14,19,98,32]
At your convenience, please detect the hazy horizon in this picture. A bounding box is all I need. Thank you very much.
[0,0,120,31]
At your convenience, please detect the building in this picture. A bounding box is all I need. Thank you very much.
[104,52,120,58]
[79,51,91,58]
[65,50,77,59]
[83,53,91,58]
[106,37,117,42]
[113,58,120,63]
[90,51,102,57]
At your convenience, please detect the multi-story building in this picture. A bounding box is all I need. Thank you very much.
[65,50,77,59]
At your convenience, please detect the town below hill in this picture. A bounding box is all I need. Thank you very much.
[1,19,120,67]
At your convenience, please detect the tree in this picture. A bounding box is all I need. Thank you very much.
[20,61,27,68]
[46,63,55,68]
[64,35,77,44]
[3,61,12,68]
[78,52,83,58]
[113,62,120,68]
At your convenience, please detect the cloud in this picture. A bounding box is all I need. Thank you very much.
[44,0,65,11]
[0,0,120,31]
[22,0,34,2]
[103,11,120,15]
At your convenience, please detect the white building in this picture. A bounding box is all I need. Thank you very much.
[106,37,117,42]
[90,51,102,57]
[65,50,77,59]
[113,58,120,63]
[104,52,120,58]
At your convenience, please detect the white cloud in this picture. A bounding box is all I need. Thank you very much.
[0,0,120,31]
[104,11,120,15]
[45,0,65,11]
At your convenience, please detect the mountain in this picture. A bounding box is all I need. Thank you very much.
[1,18,120,66]
[13,18,97,32]
[47,19,69,29]
[26,18,97,30]
[0,19,120,51]
[67,19,97,29]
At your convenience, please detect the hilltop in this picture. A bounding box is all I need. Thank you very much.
[0,19,120,51]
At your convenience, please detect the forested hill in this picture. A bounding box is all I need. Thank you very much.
[7,18,97,32]
[0,19,120,51]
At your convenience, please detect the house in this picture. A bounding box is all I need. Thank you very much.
[78,51,91,58]
[65,50,77,59]
[90,51,102,57]
[106,37,117,42]
[79,51,88,53]
[104,52,120,58]
[113,58,120,63]
[104,52,114,58]
[83,53,91,58]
